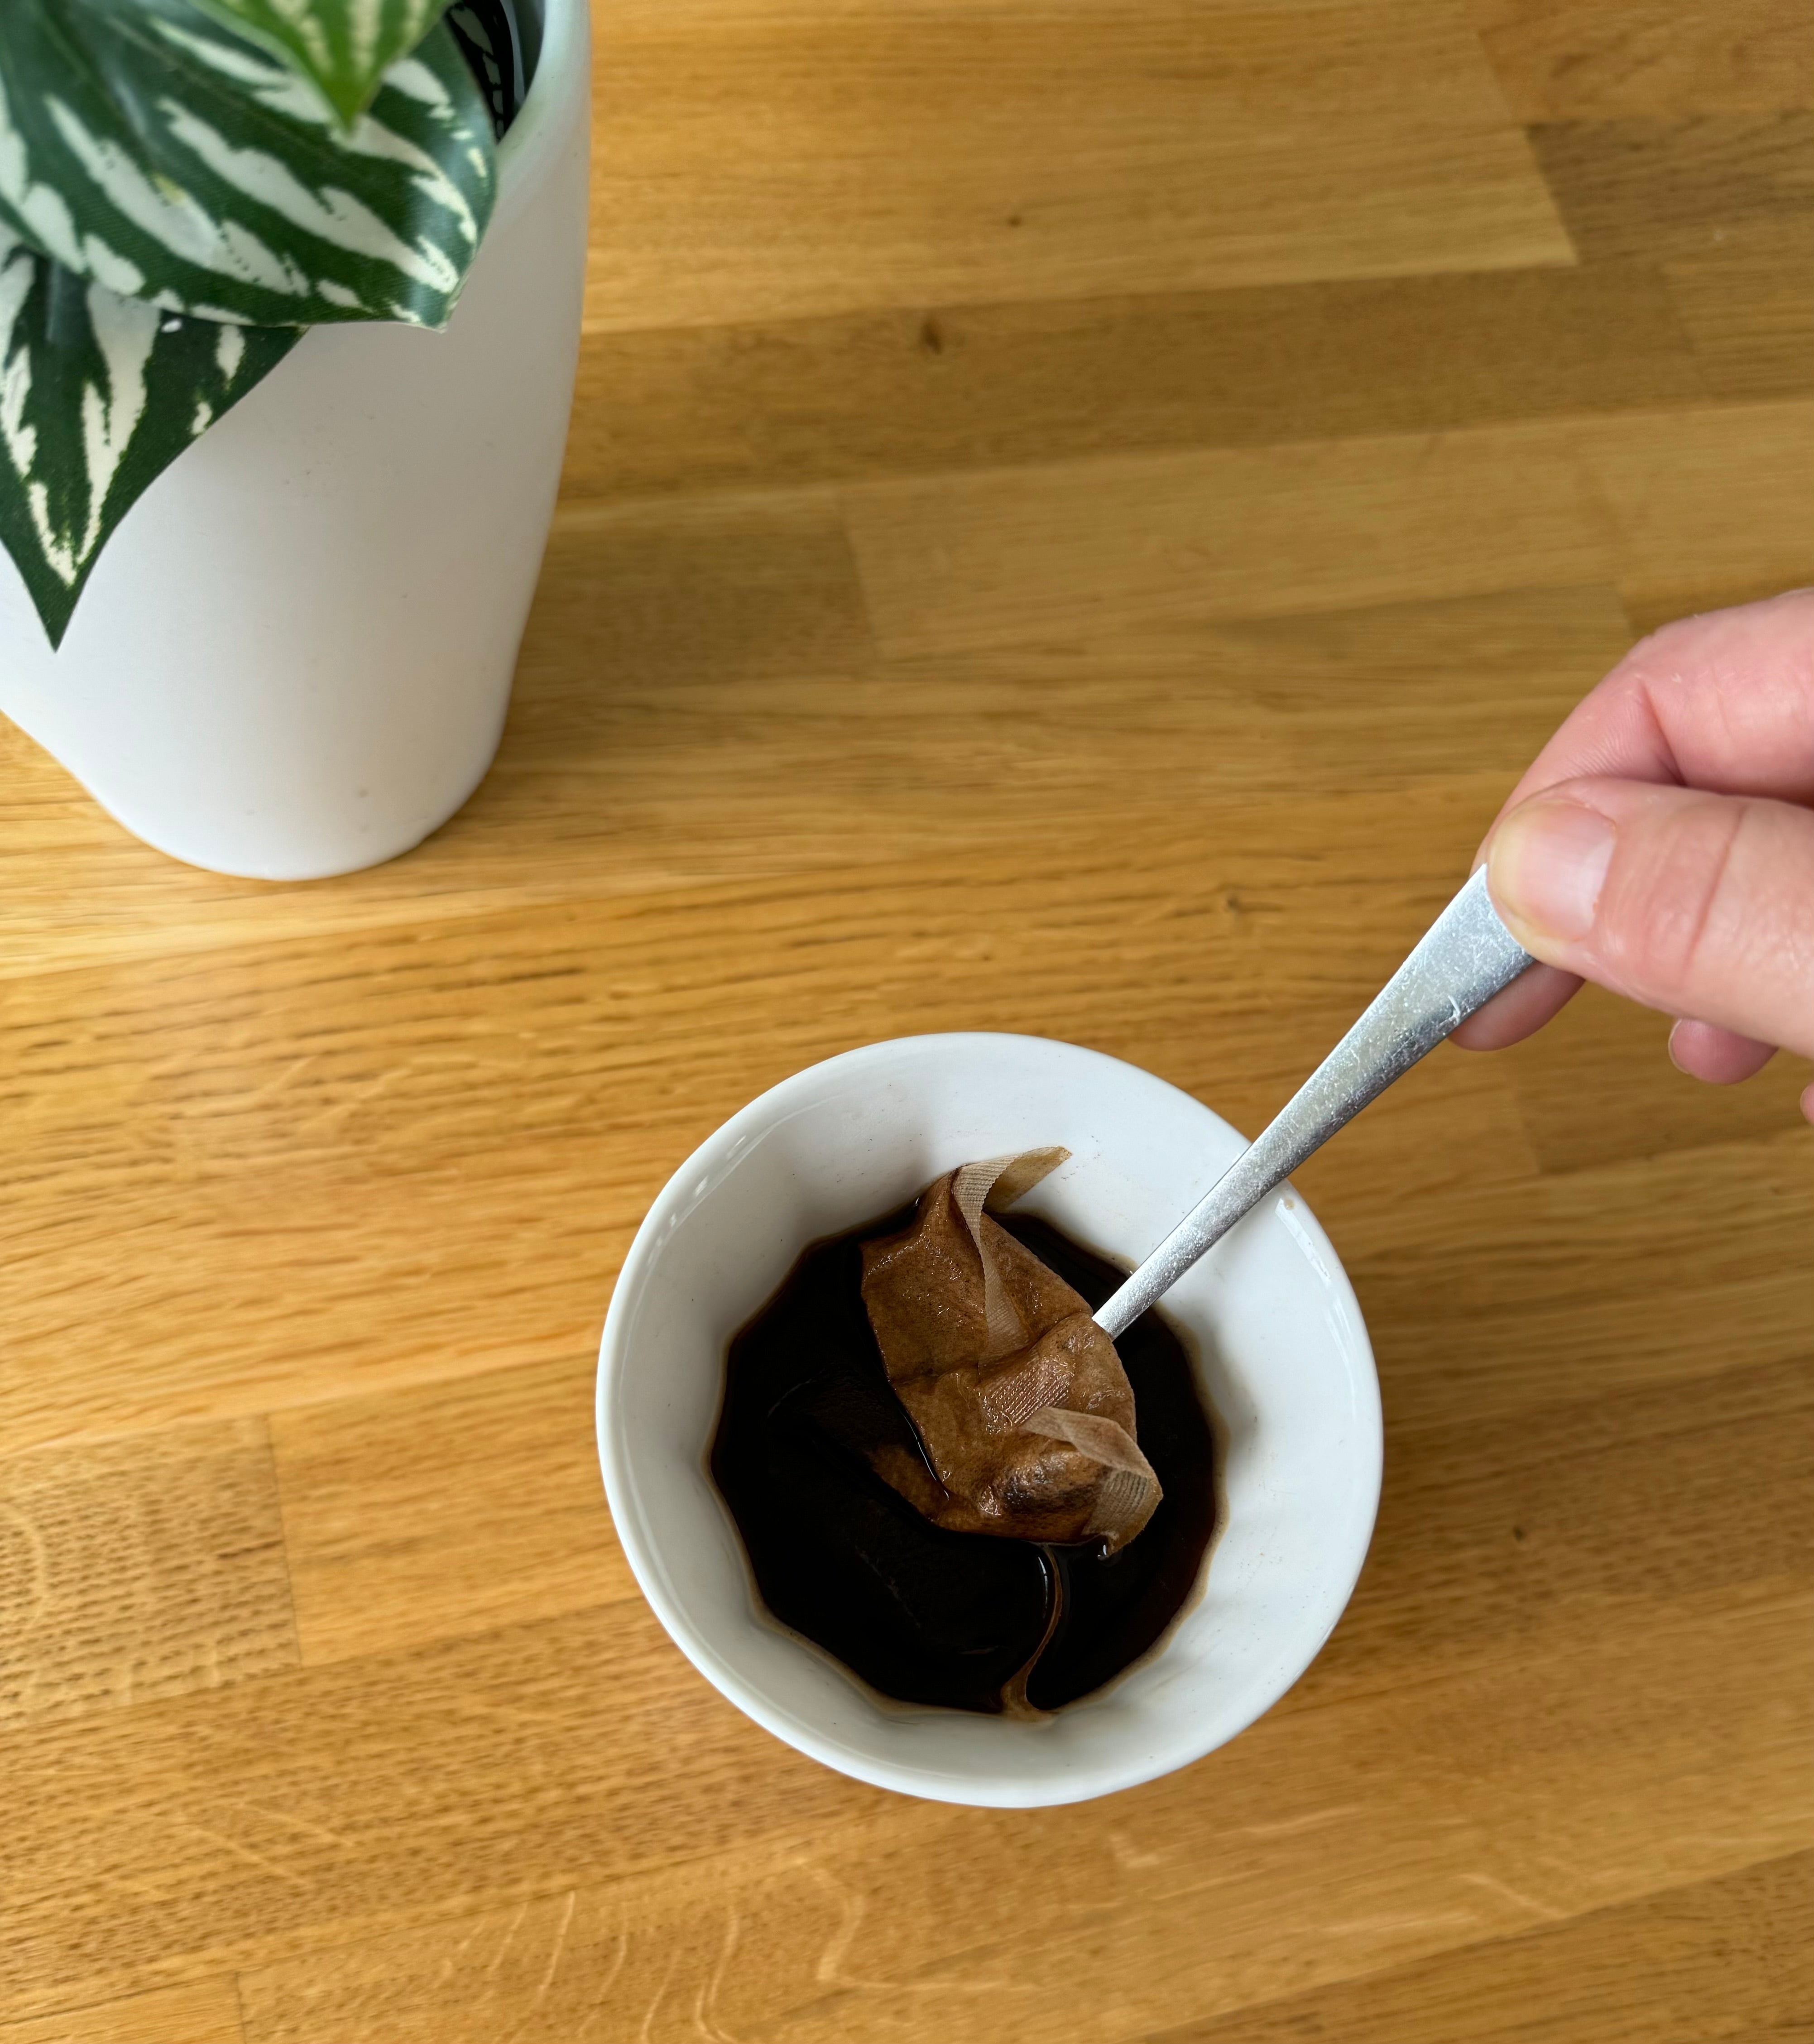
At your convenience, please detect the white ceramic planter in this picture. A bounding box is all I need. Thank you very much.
[0,0,591,880]
[599,1034,1383,1808]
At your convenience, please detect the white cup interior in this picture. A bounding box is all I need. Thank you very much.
[596,1032,1381,1807]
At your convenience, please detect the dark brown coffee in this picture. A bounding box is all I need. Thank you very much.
[710,1203,1220,1714]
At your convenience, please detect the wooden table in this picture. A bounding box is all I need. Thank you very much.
[4,3,1812,2037]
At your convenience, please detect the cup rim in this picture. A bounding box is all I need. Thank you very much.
[596,1031,1382,1805]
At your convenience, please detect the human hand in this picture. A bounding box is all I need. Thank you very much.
[1452,589,1814,1125]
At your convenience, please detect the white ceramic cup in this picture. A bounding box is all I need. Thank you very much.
[596,1033,1381,1808]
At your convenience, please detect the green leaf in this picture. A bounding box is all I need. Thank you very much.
[446,2,527,139]
[0,227,300,647]
[0,0,497,331]
[190,0,453,127]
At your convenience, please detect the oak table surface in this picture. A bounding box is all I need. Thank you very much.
[4,2,1814,2038]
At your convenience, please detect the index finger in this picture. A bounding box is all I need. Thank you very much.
[1497,587,1814,821]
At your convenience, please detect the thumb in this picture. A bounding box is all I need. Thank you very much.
[1484,777,1814,1063]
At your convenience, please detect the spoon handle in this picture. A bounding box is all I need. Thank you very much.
[1094,866,1533,1339]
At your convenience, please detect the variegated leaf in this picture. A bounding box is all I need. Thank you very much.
[0,0,496,331]
[191,0,452,127]
[0,228,299,647]
[446,1,528,139]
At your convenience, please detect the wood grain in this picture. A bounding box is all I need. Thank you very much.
[1528,108,1814,414]
[1572,398,1814,628]
[0,1424,295,1729]
[561,265,1706,499]
[1336,1125,1814,1428]
[586,0,1570,332]
[1147,1848,1814,2042]
[6,783,1562,1454]
[1,1602,871,2020]
[3,0,1811,2036]
[272,1353,632,1665]
[1530,113,1814,264]
[843,423,1617,658]
[1470,0,1814,120]
[1665,242,1814,402]
[223,1585,1812,2044]
[1307,1350,1814,1707]
[844,401,1814,660]
[1505,981,1814,1173]
[0,1983,244,2044]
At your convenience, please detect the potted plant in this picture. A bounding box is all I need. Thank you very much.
[0,0,590,879]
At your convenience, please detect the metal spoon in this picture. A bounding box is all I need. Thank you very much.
[1094,866,1533,1339]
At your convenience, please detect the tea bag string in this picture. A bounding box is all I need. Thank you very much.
[950,1148,1070,1357]
[1022,1408,1158,1541]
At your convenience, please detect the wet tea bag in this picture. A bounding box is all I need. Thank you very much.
[860,1150,1161,1552]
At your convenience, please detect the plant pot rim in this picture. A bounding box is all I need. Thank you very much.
[493,0,585,233]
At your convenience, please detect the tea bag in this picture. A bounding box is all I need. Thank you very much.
[861,1150,1161,1553]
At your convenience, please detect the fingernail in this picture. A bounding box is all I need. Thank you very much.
[1488,799,1616,945]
